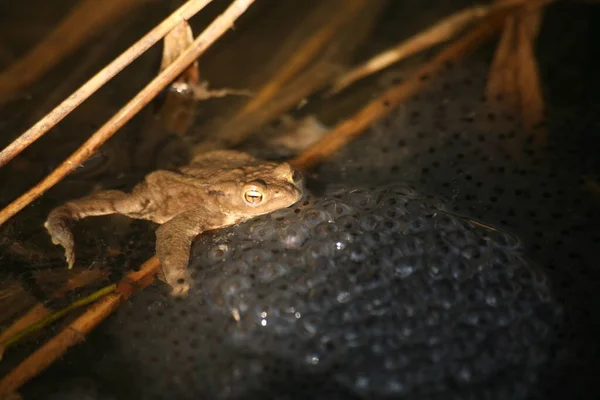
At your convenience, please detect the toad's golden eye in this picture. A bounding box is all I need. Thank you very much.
[244,188,264,205]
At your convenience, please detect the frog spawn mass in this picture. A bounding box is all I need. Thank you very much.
[71,184,559,400]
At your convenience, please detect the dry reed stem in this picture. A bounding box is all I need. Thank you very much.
[327,0,547,96]
[0,0,150,104]
[290,13,509,170]
[0,0,257,227]
[0,0,215,168]
[0,257,160,396]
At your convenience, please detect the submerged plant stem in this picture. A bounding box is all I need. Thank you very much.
[0,284,117,356]
[0,257,160,396]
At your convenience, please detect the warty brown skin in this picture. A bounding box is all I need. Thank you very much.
[45,150,304,296]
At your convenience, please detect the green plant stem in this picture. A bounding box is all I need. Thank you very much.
[0,284,116,355]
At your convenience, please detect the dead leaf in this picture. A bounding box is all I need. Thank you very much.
[486,15,518,108]
[156,21,253,136]
[156,20,200,136]
[516,9,545,133]
[486,0,546,142]
[160,20,199,84]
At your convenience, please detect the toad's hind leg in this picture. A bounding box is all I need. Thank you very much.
[155,208,218,297]
[45,188,155,268]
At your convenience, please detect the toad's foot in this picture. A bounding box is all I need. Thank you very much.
[155,208,218,297]
[44,205,83,269]
[159,270,191,297]
[45,207,77,268]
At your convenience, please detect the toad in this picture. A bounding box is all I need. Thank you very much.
[45,150,304,296]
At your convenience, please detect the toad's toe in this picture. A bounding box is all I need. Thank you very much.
[162,268,192,297]
[45,217,76,268]
[170,281,191,297]
[65,248,76,269]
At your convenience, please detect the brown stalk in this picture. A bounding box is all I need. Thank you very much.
[0,0,150,104]
[290,12,510,170]
[0,257,160,396]
[327,0,540,96]
[0,0,215,168]
[0,0,257,227]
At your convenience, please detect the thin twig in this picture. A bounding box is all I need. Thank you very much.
[0,284,117,359]
[0,257,160,396]
[0,0,215,168]
[0,0,257,227]
[290,12,510,170]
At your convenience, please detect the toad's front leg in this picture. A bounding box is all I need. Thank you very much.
[45,187,157,268]
[155,208,223,296]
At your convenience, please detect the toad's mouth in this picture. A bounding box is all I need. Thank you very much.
[283,185,303,208]
[290,181,305,204]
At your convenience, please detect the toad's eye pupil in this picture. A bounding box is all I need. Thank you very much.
[244,190,263,204]
[292,170,303,183]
